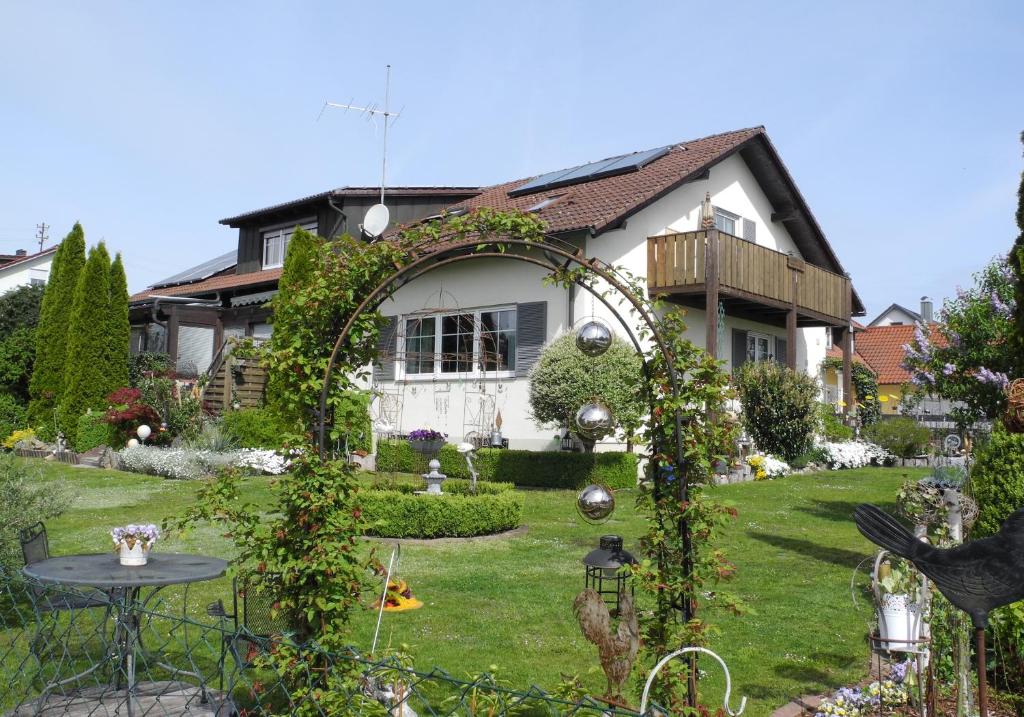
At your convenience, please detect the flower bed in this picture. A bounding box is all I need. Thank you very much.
[815,660,912,716]
[747,453,789,480]
[361,479,522,538]
[817,440,892,470]
[118,445,289,480]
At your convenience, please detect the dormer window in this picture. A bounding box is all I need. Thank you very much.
[261,219,317,269]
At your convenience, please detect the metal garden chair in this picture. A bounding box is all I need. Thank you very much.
[207,573,295,693]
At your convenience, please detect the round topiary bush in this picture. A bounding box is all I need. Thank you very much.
[970,424,1024,537]
[361,480,522,538]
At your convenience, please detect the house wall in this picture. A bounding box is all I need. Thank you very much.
[0,254,53,295]
[873,307,920,326]
[371,153,834,451]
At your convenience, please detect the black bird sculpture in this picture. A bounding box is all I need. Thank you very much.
[854,503,1024,629]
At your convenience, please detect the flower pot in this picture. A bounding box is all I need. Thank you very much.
[408,438,444,455]
[118,540,150,567]
[878,593,922,652]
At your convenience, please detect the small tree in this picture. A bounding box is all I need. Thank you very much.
[0,283,45,339]
[105,253,131,390]
[735,360,819,460]
[58,242,113,439]
[28,224,86,431]
[1009,131,1024,378]
[528,332,644,448]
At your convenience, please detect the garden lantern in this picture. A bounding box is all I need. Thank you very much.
[583,535,636,615]
[136,424,151,444]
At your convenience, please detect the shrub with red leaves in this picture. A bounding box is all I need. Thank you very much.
[104,387,164,446]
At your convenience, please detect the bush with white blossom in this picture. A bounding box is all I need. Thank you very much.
[747,453,790,480]
[817,440,892,470]
[118,445,290,480]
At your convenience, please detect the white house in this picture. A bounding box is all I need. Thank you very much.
[0,246,57,295]
[370,127,865,450]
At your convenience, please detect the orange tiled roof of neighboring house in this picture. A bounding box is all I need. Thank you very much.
[129,267,282,302]
[854,323,945,384]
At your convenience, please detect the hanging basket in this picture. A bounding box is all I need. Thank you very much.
[408,438,444,455]
[1002,378,1024,433]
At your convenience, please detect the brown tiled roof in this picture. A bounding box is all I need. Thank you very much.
[129,268,282,302]
[853,324,945,384]
[452,127,764,235]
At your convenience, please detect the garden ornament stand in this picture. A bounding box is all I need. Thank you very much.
[314,222,719,709]
[855,503,1024,717]
[639,647,747,717]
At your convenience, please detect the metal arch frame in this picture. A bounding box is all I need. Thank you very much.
[315,234,699,706]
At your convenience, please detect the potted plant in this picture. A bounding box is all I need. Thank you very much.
[407,428,446,455]
[875,557,924,652]
[111,524,160,566]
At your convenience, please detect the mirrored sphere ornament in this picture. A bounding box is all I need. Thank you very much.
[576,483,616,523]
[575,402,614,440]
[575,319,613,357]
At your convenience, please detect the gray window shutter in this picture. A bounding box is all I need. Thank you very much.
[775,337,787,366]
[731,329,747,374]
[742,218,756,242]
[373,316,398,382]
[515,301,547,378]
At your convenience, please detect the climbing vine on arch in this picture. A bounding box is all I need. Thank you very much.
[822,356,881,425]
[174,207,743,712]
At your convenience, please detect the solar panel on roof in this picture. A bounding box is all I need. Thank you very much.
[508,146,671,197]
[151,249,237,289]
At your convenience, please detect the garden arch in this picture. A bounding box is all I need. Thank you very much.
[315,231,708,706]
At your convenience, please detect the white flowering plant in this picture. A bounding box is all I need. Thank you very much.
[118,446,291,480]
[817,440,892,470]
[746,453,790,480]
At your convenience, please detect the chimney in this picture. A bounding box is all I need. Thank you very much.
[920,296,933,323]
[15,249,26,257]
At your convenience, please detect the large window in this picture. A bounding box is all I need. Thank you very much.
[261,220,317,269]
[746,332,774,363]
[402,307,517,378]
[714,207,738,235]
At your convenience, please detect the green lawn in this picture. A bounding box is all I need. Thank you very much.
[9,459,927,715]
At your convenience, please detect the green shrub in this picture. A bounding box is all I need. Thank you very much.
[360,489,522,538]
[789,446,829,470]
[365,475,514,495]
[333,390,372,453]
[969,424,1024,702]
[128,352,172,387]
[0,394,26,446]
[735,361,820,461]
[374,439,639,489]
[74,411,113,452]
[818,403,853,441]
[0,455,71,572]
[221,408,288,449]
[862,417,931,458]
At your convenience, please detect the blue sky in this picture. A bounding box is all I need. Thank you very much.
[1,1,1021,320]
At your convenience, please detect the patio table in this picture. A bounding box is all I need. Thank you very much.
[23,552,228,717]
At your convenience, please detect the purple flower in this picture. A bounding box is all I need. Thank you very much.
[990,292,1014,318]
[408,428,446,441]
[975,367,1009,389]
[943,363,956,376]
[890,660,909,684]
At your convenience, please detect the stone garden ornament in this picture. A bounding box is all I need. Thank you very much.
[855,503,1024,717]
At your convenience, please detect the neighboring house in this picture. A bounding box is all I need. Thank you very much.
[0,246,57,295]
[128,187,480,376]
[372,126,865,449]
[868,298,934,327]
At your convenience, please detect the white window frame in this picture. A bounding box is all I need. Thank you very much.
[397,305,518,381]
[713,207,739,236]
[746,331,776,363]
[260,218,317,269]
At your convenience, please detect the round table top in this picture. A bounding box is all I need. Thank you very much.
[22,553,228,588]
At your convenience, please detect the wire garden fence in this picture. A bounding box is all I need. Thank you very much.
[0,569,646,717]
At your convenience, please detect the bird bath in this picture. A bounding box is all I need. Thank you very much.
[420,459,446,495]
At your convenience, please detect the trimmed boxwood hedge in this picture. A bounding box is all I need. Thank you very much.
[75,411,114,452]
[375,440,638,489]
[361,480,522,538]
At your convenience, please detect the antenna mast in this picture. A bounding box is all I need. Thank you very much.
[35,222,49,252]
[319,64,401,207]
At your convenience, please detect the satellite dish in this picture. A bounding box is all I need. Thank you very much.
[363,203,390,238]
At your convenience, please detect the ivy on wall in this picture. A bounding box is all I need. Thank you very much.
[822,356,881,426]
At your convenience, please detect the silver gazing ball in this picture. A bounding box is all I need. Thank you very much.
[575,402,614,440]
[576,483,616,523]
[575,319,613,357]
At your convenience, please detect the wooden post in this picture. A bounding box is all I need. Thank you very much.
[223,353,233,412]
[705,229,720,359]
[976,628,988,717]
[787,265,799,370]
[841,325,853,417]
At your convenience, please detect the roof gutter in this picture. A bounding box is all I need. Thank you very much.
[148,294,222,332]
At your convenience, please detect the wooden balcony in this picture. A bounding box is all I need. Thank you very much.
[647,230,852,328]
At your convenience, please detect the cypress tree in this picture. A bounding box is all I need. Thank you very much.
[58,243,112,439]
[106,253,131,390]
[28,223,86,433]
[1011,131,1024,377]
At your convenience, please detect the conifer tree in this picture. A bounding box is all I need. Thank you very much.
[28,223,86,433]
[1010,131,1024,377]
[106,253,131,390]
[58,243,112,439]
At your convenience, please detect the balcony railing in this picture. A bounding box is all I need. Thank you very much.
[647,230,851,324]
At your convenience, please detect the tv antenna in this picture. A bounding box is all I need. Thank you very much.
[318,64,402,237]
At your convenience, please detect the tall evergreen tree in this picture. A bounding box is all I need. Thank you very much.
[106,253,131,390]
[58,243,112,439]
[1011,131,1024,378]
[28,223,86,433]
